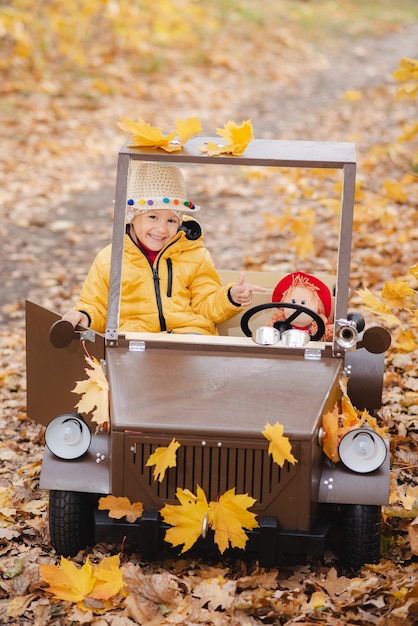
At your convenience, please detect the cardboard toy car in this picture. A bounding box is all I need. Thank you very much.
[26,138,391,570]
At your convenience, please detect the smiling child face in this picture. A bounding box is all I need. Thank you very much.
[131,210,181,251]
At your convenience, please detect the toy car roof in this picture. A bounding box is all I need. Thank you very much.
[106,138,356,345]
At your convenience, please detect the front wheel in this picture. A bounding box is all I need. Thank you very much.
[49,490,96,556]
[339,504,381,570]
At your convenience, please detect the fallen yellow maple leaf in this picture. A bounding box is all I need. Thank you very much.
[199,119,254,156]
[145,437,180,482]
[117,116,202,152]
[343,90,363,101]
[381,279,416,311]
[393,56,418,77]
[382,179,407,203]
[306,590,330,610]
[40,555,126,612]
[88,554,126,602]
[411,310,418,330]
[398,120,418,143]
[72,356,109,429]
[161,485,210,554]
[262,422,297,467]
[209,488,258,554]
[264,207,315,260]
[98,495,143,523]
[394,328,418,352]
[409,262,418,280]
[40,557,95,604]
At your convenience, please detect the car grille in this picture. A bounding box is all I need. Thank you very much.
[124,433,299,510]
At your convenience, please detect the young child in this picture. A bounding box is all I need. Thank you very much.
[63,161,264,335]
[266,271,334,341]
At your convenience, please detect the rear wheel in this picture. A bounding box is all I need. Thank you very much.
[340,504,381,570]
[49,490,96,556]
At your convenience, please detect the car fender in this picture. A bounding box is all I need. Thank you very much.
[39,430,110,494]
[318,447,390,506]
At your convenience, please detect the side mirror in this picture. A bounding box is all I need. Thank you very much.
[49,320,76,348]
[49,320,96,348]
[358,326,391,354]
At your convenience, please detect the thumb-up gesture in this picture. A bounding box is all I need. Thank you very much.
[230,272,266,307]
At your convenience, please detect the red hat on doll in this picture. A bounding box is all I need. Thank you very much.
[272,272,332,319]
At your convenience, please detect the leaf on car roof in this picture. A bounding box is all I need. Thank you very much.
[198,119,253,156]
[117,116,202,151]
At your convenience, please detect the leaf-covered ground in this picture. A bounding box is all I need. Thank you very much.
[0,1,418,624]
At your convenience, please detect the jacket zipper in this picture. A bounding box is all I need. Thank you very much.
[152,267,167,331]
[153,237,179,332]
[128,226,181,333]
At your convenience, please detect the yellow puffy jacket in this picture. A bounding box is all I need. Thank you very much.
[74,223,241,335]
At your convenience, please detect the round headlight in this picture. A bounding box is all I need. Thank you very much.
[45,414,92,459]
[338,427,387,473]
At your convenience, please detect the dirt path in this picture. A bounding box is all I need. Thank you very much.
[255,21,418,136]
[1,22,417,324]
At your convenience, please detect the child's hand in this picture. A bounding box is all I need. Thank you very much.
[230,272,266,307]
[62,310,90,328]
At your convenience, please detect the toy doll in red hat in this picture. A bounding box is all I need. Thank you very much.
[267,272,334,341]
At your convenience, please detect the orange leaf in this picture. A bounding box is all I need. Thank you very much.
[98,495,143,523]
[321,409,341,463]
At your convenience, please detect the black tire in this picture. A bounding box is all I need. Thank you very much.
[339,504,381,570]
[49,490,96,556]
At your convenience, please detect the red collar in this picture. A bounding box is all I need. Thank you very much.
[137,241,158,264]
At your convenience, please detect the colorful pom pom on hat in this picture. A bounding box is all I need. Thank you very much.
[272,272,332,319]
[126,161,200,222]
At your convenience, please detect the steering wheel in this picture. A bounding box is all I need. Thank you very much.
[240,302,326,342]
